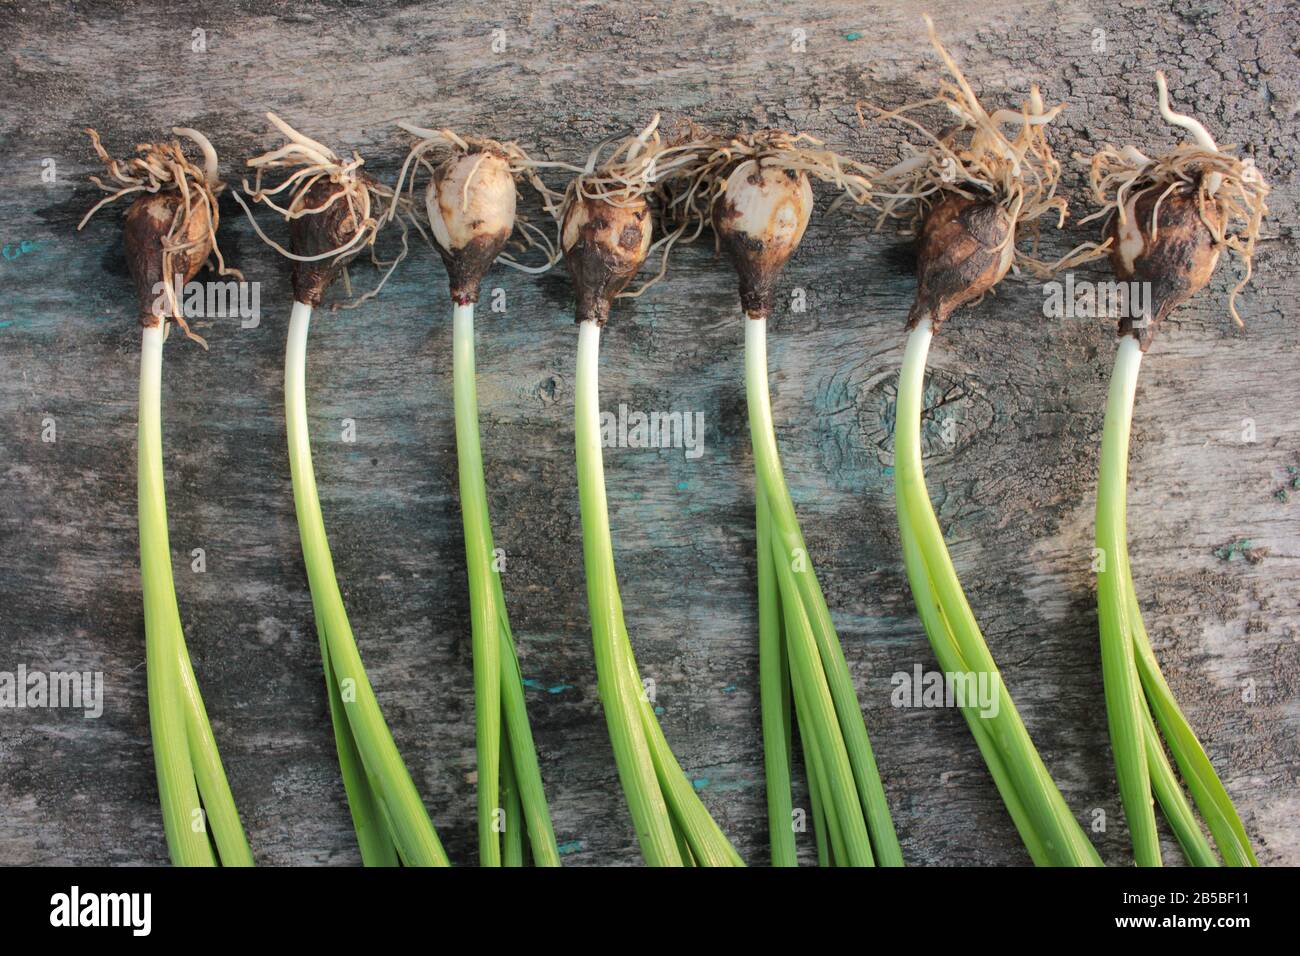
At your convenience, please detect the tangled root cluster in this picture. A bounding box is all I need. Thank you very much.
[79,128,240,343]
[233,113,403,307]
[1079,76,1269,326]
[860,15,1081,278]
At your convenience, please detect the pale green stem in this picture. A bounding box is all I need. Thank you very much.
[746,317,901,866]
[495,598,562,865]
[453,302,503,866]
[894,320,1101,867]
[286,301,449,867]
[896,511,1050,865]
[1104,337,1256,866]
[139,323,218,866]
[174,647,254,865]
[454,301,560,867]
[575,319,682,865]
[756,479,797,866]
[1096,336,1161,865]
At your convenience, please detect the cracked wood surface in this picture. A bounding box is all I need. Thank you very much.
[0,0,1296,866]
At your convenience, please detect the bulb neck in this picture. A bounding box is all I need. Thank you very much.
[439,231,511,305]
[564,235,640,326]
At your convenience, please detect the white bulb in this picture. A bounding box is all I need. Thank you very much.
[428,150,516,252]
[719,159,812,250]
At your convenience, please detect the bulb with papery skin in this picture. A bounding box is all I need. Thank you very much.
[561,194,652,326]
[124,192,212,325]
[289,179,367,307]
[429,149,517,304]
[713,159,813,320]
[1105,187,1221,350]
[907,193,1015,331]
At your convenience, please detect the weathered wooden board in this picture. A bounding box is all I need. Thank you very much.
[0,0,1296,866]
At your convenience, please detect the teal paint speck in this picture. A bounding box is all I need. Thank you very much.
[522,678,542,689]
[676,481,688,491]
[722,684,737,693]
[2,239,47,262]
[0,321,12,329]
[844,31,863,40]
[1213,538,1255,561]
[546,683,572,694]
[653,705,664,716]
[692,777,710,790]
[882,466,895,476]
[557,840,585,855]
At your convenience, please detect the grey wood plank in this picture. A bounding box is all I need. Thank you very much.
[0,0,1295,865]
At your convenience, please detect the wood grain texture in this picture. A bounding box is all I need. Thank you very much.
[0,0,1296,866]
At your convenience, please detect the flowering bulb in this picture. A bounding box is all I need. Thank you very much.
[562,194,652,326]
[429,149,517,304]
[907,193,1015,330]
[713,160,813,320]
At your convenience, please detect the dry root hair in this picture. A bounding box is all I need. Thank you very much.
[860,15,1082,277]
[1077,72,1269,326]
[78,127,240,344]
[233,113,400,308]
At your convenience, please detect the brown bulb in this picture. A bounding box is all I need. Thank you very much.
[290,179,366,307]
[123,192,212,326]
[713,160,813,320]
[561,194,652,326]
[1106,187,1220,350]
[907,193,1014,330]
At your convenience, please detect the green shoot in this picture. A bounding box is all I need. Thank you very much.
[558,121,744,865]
[239,115,450,865]
[575,320,743,865]
[286,303,449,866]
[140,323,255,866]
[453,302,561,865]
[388,125,564,865]
[896,321,1102,866]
